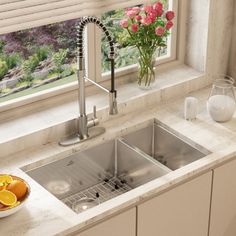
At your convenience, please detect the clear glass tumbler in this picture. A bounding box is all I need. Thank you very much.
[207,75,236,122]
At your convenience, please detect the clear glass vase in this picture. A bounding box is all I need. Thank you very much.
[137,53,156,90]
[207,75,236,122]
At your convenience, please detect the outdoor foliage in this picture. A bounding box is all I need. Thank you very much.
[0,53,21,70]
[0,19,79,89]
[0,60,8,80]
[35,46,51,62]
[52,49,69,75]
[101,9,140,72]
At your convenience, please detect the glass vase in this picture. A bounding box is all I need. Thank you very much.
[207,75,236,122]
[137,53,156,90]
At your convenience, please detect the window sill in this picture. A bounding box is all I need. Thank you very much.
[0,63,208,158]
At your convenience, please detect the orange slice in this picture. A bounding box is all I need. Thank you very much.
[0,190,17,206]
[0,183,4,191]
[8,201,21,209]
[0,175,13,185]
[0,175,13,191]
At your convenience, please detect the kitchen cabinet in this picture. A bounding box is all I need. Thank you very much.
[76,208,136,236]
[137,172,212,236]
[209,158,236,236]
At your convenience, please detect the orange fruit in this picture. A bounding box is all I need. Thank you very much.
[6,179,28,200]
[0,190,17,206]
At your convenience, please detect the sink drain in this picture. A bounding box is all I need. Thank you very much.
[46,179,71,195]
[72,197,98,213]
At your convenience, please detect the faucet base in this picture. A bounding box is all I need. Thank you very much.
[59,126,106,146]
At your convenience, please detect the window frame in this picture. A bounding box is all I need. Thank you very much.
[0,0,184,114]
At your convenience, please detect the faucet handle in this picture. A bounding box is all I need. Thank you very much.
[87,105,99,128]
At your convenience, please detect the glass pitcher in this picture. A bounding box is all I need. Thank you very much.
[207,75,236,122]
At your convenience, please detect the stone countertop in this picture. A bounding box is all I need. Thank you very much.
[1,87,236,236]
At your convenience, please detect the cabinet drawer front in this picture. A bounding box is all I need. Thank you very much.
[210,159,236,236]
[77,208,136,236]
[138,172,212,236]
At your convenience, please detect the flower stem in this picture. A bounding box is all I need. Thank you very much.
[138,50,155,87]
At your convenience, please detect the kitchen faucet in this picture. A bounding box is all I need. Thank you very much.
[59,16,118,146]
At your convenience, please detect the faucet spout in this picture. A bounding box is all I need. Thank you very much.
[59,16,118,146]
[77,16,118,114]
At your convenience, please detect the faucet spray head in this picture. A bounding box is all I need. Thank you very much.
[109,91,118,115]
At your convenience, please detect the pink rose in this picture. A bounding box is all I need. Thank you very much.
[166,21,174,30]
[153,2,163,11]
[153,2,163,16]
[155,26,165,36]
[120,19,128,28]
[149,12,157,22]
[132,7,140,15]
[166,11,175,21]
[125,10,136,19]
[143,5,153,14]
[156,8,163,17]
[131,23,138,32]
[141,17,152,25]
[136,15,142,21]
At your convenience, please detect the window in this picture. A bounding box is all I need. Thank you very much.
[0,19,81,103]
[0,0,177,105]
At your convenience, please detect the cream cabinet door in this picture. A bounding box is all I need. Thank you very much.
[209,159,236,236]
[77,208,136,236]
[137,172,212,236]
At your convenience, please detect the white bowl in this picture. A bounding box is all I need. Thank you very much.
[0,175,30,218]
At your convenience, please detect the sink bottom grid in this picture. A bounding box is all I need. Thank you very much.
[62,176,132,213]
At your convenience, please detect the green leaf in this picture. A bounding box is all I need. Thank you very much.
[158,43,167,47]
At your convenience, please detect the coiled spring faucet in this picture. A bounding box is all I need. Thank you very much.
[60,16,118,146]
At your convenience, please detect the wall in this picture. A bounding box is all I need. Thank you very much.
[206,0,235,81]
[228,2,236,79]
[185,0,210,72]
[185,0,235,82]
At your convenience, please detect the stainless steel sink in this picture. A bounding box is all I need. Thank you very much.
[25,138,170,213]
[123,122,210,170]
[23,120,210,214]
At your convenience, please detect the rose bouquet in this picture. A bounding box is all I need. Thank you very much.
[120,2,175,87]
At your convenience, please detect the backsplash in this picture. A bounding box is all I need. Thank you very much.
[0,65,206,159]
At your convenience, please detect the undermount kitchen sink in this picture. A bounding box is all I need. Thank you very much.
[23,119,210,213]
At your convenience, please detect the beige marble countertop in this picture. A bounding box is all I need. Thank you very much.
[1,85,236,236]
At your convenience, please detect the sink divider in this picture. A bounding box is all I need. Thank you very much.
[117,137,172,174]
[116,138,172,189]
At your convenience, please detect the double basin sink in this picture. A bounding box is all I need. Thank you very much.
[24,120,210,213]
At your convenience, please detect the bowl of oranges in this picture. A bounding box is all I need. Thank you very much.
[0,174,30,218]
